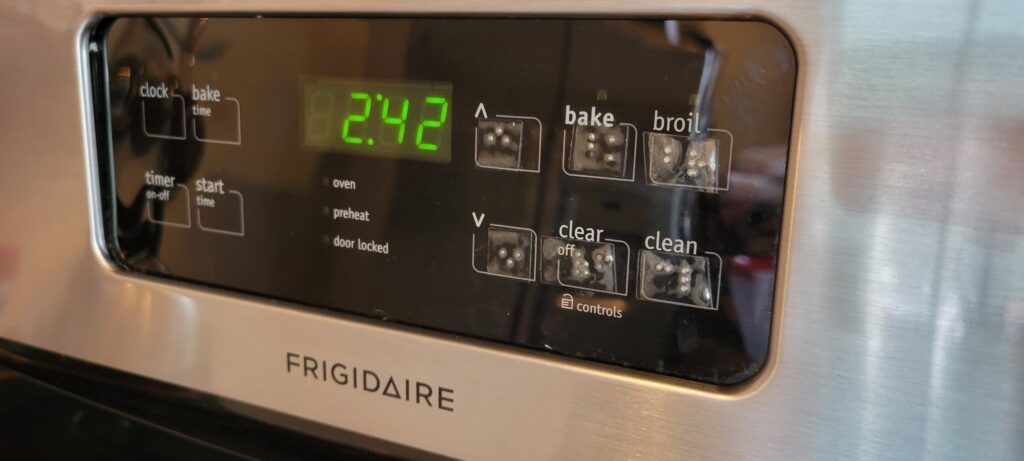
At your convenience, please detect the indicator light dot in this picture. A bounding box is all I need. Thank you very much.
[368,138,375,146]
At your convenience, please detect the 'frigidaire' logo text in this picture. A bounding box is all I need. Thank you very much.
[286,352,455,412]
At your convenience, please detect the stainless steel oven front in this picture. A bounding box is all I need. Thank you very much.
[0,1,1022,459]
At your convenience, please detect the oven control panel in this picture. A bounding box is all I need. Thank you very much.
[94,17,796,385]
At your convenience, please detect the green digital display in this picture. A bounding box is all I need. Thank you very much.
[303,79,453,163]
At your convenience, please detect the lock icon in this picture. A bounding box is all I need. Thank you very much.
[560,293,574,310]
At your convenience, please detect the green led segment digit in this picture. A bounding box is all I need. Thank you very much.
[379,96,410,145]
[305,90,335,141]
[415,96,449,152]
[341,92,372,144]
[304,79,451,161]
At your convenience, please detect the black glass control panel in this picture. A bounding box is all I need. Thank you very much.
[93,17,797,385]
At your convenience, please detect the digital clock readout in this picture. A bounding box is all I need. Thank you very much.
[303,79,453,162]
